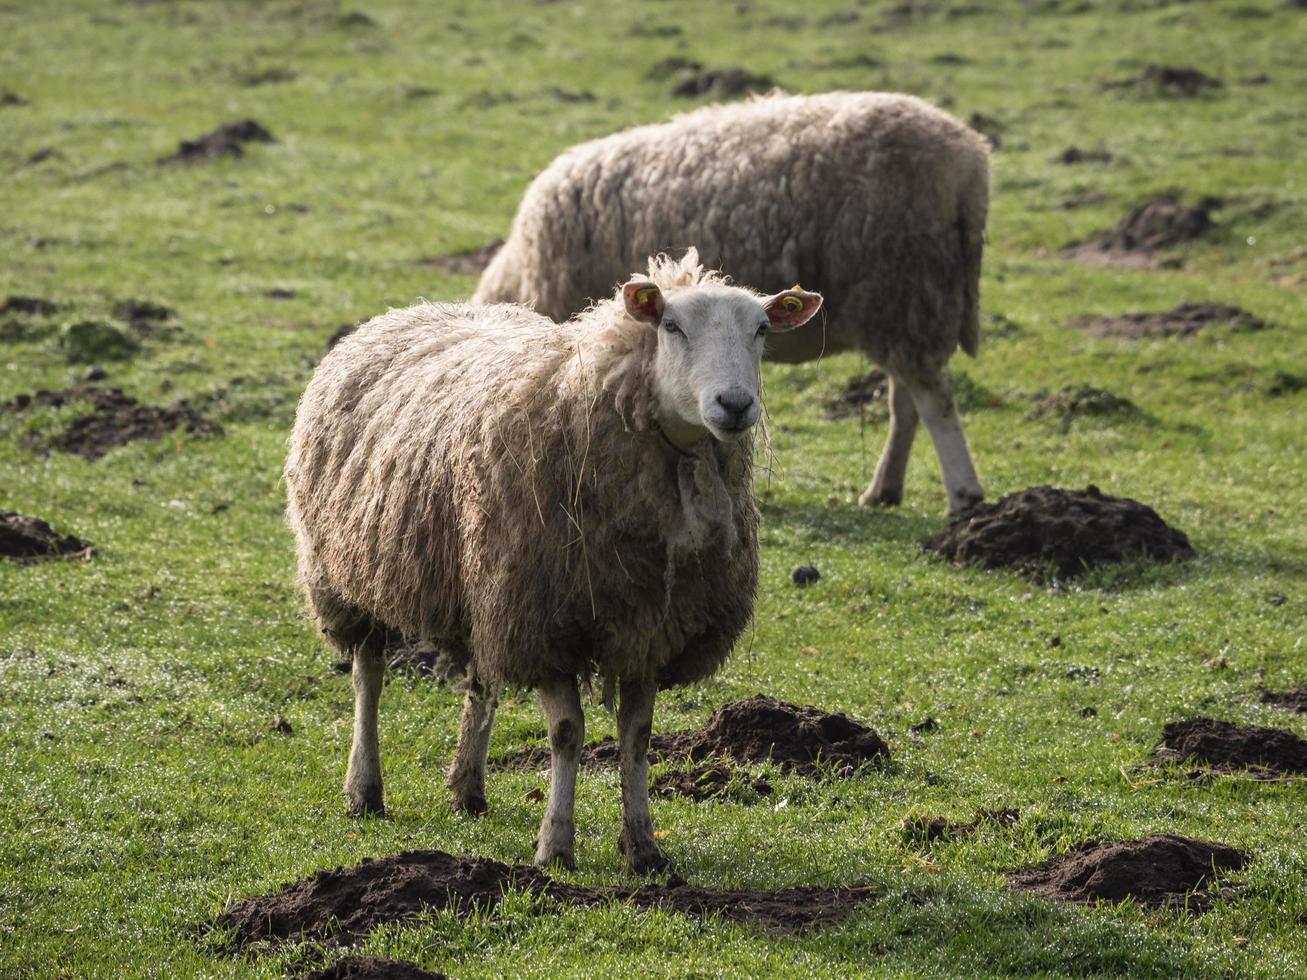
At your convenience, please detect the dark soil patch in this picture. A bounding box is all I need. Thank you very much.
[1062,196,1220,268]
[1267,372,1307,396]
[503,695,889,777]
[1,90,28,107]
[791,564,821,586]
[1157,717,1307,776]
[217,849,879,946]
[1260,688,1307,713]
[325,321,363,350]
[1104,64,1224,97]
[1009,835,1247,910]
[111,298,175,333]
[904,807,1019,844]
[1028,385,1138,428]
[669,66,775,99]
[0,511,93,561]
[301,957,445,980]
[1069,302,1269,339]
[925,484,1195,579]
[1,296,59,316]
[823,369,888,419]
[1057,145,1112,164]
[966,112,1003,149]
[4,385,221,460]
[652,763,773,802]
[1,296,62,342]
[157,119,276,165]
[415,239,504,276]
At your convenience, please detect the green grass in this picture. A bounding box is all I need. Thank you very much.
[2,0,1305,976]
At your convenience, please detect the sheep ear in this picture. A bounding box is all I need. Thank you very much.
[764,288,823,331]
[622,279,665,325]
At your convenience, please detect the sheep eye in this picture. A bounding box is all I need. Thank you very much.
[662,320,683,336]
[756,322,770,338]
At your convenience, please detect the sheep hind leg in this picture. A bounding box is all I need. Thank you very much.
[534,675,583,870]
[617,676,667,875]
[446,676,498,816]
[345,630,387,817]
[859,374,920,508]
[902,371,985,517]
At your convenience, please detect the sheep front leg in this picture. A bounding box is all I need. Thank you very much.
[446,677,498,816]
[534,676,583,869]
[617,676,667,874]
[902,372,984,517]
[859,374,920,508]
[345,636,386,817]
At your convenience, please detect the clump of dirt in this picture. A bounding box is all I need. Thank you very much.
[925,485,1195,579]
[1057,145,1112,164]
[4,385,221,460]
[1157,717,1307,776]
[904,807,1019,844]
[1104,64,1224,97]
[216,849,879,946]
[823,369,888,419]
[415,239,504,276]
[301,957,446,980]
[1062,196,1220,268]
[1069,302,1268,340]
[1028,385,1138,428]
[1010,835,1246,910]
[1,511,93,561]
[791,565,821,587]
[504,695,889,777]
[111,298,175,332]
[669,65,775,99]
[158,119,276,165]
[652,763,773,802]
[1,296,59,316]
[1260,688,1307,713]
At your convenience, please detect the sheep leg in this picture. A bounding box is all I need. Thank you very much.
[902,372,985,517]
[617,677,667,874]
[446,677,498,816]
[534,676,583,870]
[345,634,386,817]
[859,374,920,508]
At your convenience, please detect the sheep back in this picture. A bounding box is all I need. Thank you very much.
[474,91,989,376]
[285,301,758,690]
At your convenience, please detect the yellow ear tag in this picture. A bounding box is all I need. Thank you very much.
[635,287,654,306]
[782,295,804,313]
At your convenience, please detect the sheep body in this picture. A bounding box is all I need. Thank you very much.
[475,91,990,513]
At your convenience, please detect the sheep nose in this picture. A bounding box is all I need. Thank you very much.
[716,391,755,417]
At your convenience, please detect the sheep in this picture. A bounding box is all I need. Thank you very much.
[474,91,990,515]
[285,250,822,872]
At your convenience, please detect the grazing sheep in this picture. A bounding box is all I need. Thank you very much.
[475,91,989,515]
[285,251,821,872]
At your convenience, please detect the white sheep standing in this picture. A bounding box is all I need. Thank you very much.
[285,251,821,871]
[475,91,989,515]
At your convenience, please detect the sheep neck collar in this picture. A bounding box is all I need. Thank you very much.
[653,419,704,458]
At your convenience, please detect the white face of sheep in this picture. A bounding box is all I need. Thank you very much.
[623,280,822,444]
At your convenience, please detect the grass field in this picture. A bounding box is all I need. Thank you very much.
[2,0,1305,976]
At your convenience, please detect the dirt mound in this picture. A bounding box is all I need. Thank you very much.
[1260,688,1307,713]
[1028,386,1138,428]
[415,239,504,276]
[1,511,93,560]
[1105,65,1223,97]
[217,849,879,946]
[4,385,221,460]
[1158,717,1307,776]
[301,957,446,980]
[904,807,1020,844]
[1010,835,1246,909]
[652,763,773,802]
[925,485,1194,579]
[1057,146,1112,164]
[1062,196,1219,268]
[1069,302,1268,339]
[823,369,888,419]
[506,696,889,776]
[670,65,774,99]
[1,296,59,316]
[158,119,276,165]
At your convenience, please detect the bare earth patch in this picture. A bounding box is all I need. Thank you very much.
[216,849,879,946]
[652,763,773,802]
[1260,688,1307,714]
[1103,64,1224,97]
[1009,835,1247,910]
[903,807,1020,844]
[300,957,446,980]
[1061,196,1219,268]
[1069,302,1269,339]
[0,511,93,561]
[925,485,1194,579]
[157,119,276,165]
[1157,717,1307,777]
[1027,385,1138,428]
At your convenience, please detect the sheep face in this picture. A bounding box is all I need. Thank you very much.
[623,280,822,444]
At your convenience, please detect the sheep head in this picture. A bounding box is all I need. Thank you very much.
[622,276,822,446]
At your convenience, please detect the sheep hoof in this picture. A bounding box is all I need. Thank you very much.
[947,489,984,517]
[347,796,385,819]
[858,486,902,508]
[533,848,576,871]
[620,834,668,875]
[450,793,488,817]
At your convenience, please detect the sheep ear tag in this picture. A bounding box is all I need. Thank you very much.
[622,280,665,325]
[764,288,823,331]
